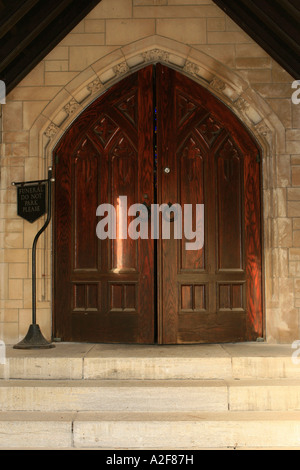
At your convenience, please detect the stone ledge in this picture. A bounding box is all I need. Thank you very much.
[1,343,299,380]
[1,411,300,449]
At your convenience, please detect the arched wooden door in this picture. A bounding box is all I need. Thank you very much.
[54,64,263,344]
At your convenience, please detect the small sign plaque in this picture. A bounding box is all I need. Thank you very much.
[17,183,46,223]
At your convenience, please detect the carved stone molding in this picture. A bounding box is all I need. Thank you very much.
[255,121,272,137]
[87,77,104,94]
[44,122,59,139]
[113,62,130,77]
[183,61,199,77]
[142,49,170,63]
[234,97,250,112]
[64,98,80,116]
[210,77,226,92]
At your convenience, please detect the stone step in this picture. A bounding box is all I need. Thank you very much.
[1,379,300,412]
[0,380,228,413]
[1,411,300,449]
[1,343,299,380]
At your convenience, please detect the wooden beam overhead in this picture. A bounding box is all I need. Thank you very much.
[0,0,103,94]
[0,0,75,73]
[0,0,40,39]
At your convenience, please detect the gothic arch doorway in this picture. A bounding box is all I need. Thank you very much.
[53,64,263,344]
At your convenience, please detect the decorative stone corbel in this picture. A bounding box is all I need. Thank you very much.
[234,97,250,112]
[44,123,59,139]
[142,49,170,63]
[183,61,199,77]
[210,77,226,92]
[255,121,272,137]
[87,78,104,94]
[113,62,130,77]
[64,99,80,116]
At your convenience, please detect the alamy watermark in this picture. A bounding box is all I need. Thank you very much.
[0,81,6,104]
[292,80,300,105]
[0,341,6,365]
[96,197,204,251]
[292,340,300,365]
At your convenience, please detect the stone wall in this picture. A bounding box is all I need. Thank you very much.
[1,0,299,344]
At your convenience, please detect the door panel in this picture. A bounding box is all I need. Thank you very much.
[217,138,244,271]
[156,64,262,344]
[179,135,205,271]
[54,66,155,343]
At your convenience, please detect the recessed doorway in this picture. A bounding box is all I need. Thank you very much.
[53,64,263,344]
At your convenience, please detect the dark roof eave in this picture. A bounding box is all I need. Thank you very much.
[0,0,103,94]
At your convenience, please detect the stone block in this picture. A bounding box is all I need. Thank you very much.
[60,33,105,47]
[288,189,300,200]
[106,19,155,45]
[0,413,73,448]
[3,249,28,263]
[287,142,300,154]
[84,20,105,33]
[229,380,300,411]
[292,167,300,186]
[293,231,300,247]
[236,57,271,69]
[8,263,28,279]
[45,61,69,72]
[0,380,228,413]
[208,31,252,44]
[134,0,167,5]
[168,0,214,3]
[73,411,300,449]
[133,5,223,17]
[45,46,69,61]
[86,0,133,19]
[45,72,77,86]
[157,18,206,44]
[3,102,23,132]
[69,46,117,71]
[290,248,300,261]
[18,63,45,87]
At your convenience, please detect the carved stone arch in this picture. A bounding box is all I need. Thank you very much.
[38,37,281,169]
[28,36,287,342]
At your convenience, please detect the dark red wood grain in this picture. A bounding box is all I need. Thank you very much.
[156,64,263,344]
[54,66,155,343]
[54,64,263,344]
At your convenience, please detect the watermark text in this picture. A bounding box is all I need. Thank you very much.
[292,80,300,105]
[0,341,6,365]
[0,81,6,104]
[96,197,204,251]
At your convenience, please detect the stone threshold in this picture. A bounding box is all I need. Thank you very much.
[0,342,299,380]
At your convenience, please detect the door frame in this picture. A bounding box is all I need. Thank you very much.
[52,63,265,344]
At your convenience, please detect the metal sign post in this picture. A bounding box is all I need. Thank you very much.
[12,167,55,349]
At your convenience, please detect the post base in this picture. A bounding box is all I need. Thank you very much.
[13,324,55,350]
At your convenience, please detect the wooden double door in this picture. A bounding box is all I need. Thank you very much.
[54,64,263,344]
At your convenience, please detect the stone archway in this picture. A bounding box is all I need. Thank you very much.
[27,36,288,343]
